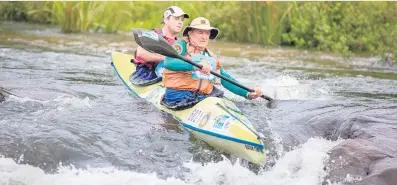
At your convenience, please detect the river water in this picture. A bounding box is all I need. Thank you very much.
[1,21,396,185]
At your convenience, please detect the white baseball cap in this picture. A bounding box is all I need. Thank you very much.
[162,6,189,23]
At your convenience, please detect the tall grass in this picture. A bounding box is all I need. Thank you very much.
[92,2,132,33]
[2,1,396,62]
[22,1,292,44]
[0,2,50,23]
[241,2,293,45]
[169,2,292,45]
[28,2,106,33]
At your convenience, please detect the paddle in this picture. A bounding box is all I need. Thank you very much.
[132,28,277,108]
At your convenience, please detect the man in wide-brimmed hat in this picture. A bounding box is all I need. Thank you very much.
[160,17,263,110]
[130,6,189,86]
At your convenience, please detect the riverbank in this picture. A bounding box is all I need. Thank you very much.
[1,1,396,63]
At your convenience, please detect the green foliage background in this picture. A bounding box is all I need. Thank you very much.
[1,1,396,62]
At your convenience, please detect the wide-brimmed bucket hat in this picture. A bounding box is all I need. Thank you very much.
[182,17,219,40]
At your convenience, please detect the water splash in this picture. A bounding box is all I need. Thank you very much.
[8,95,92,110]
[51,96,93,110]
[0,157,188,185]
[184,137,343,185]
[260,75,331,101]
[0,138,343,185]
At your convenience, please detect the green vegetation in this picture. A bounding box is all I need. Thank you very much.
[27,2,107,33]
[0,2,50,23]
[0,1,396,63]
[282,2,397,63]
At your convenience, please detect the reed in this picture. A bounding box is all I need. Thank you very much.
[24,1,291,43]
[28,1,106,33]
[3,1,396,62]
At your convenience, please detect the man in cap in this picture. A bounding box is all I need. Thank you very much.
[160,17,263,110]
[130,6,189,86]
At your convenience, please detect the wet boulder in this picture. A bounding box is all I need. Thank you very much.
[323,139,395,185]
[355,157,397,185]
[0,91,4,102]
[323,114,397,185]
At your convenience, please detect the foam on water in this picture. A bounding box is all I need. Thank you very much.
[324,174,363,185]
[8,95,92,110]
[0,157,187,185]
[51,96,93,110]
[220,74,331,103]
[183,137,343,185]
[0,138,343,185]
[7,95,45,104]
[6,95,93,117]
[260,75,331,101]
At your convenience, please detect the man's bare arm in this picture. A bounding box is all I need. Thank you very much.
[136,46,165,62]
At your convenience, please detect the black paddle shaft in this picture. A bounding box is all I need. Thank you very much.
[173,54,274,102]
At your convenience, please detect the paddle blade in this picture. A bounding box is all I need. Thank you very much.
[132,28,180,58]
[266,100,278,109]
[260,94,278,109]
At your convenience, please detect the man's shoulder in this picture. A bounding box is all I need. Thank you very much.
[172,40,187,55]
[152,28,162,35]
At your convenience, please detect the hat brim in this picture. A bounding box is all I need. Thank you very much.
[183,26,219,40]
[161,13,190,24]
[174,13,189,19]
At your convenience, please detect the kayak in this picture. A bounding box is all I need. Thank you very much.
[111,51,267,165]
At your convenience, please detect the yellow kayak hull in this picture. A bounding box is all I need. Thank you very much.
[111,51,266,165]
